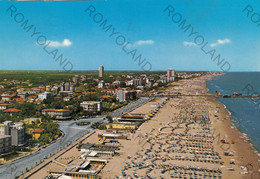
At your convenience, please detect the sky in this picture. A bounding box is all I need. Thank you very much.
[0,0,260,72]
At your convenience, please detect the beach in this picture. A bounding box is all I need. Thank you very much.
[99,73,260,178]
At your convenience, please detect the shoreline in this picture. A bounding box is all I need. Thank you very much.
[205,73,260,178]
[206,72,260,153]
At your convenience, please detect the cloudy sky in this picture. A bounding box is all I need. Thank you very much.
[0,0,260,71]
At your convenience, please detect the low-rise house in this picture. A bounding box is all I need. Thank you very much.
[26,96,37,103]
[17,92,29,99]
[1,95,12,102]
[101,89,115,95]
[42,109,71,120]
[63,96,73,101]
[22,118,42,125]
[54,96,62,100]
[112,80,121,86]
[1,91,13,97]
[0,104,9,111]
[32,129,44,140]
[3,108,21,116]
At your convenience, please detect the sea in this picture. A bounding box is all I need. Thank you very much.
[206,72,260,152]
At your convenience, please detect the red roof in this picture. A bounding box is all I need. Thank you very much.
[101,95,108,98]
[102,89,114,91]
[0,104,9,106]
[27,96,37,99]
[33,129,44,133]
[54,96,62,99]
[3,108,21,113]
[43,109,69,112]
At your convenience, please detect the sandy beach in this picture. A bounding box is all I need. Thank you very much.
[99,73,260,179]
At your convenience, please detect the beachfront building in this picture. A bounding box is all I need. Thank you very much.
[116,90,137,102]
[118,113,148,122]
[98,133,127,140]
[81,143,117,157]
[105,122,141,132]
[0,135,12,154]
[80,101,102,113]
[0,104,9,111]
[42,109,71,120]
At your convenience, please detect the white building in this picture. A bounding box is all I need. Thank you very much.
[80,101,102,113]
[98,80,105,89]
[38,92,53,100]
[133,79,142,86]
[99,65,104,78]
[126,80,134,86]
[167,69,175,82]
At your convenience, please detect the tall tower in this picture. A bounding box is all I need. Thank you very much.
[99,65,104,78]
[167,69,175,82]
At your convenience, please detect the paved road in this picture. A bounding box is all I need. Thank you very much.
[0,117,103,179]
[110,97,153,117]
[0,97,152,179]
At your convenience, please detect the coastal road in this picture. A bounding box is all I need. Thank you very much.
[0,117,103,179]
[110,97,153,117]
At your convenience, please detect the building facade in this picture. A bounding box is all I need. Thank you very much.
[167,69,175,82]
[80,101,102,113]
[42,109,71,120]
[0,135,12,154]
[0,121,25,146]
[99,65,104,78]
[38,92,53,101]
[117,90,137,102]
